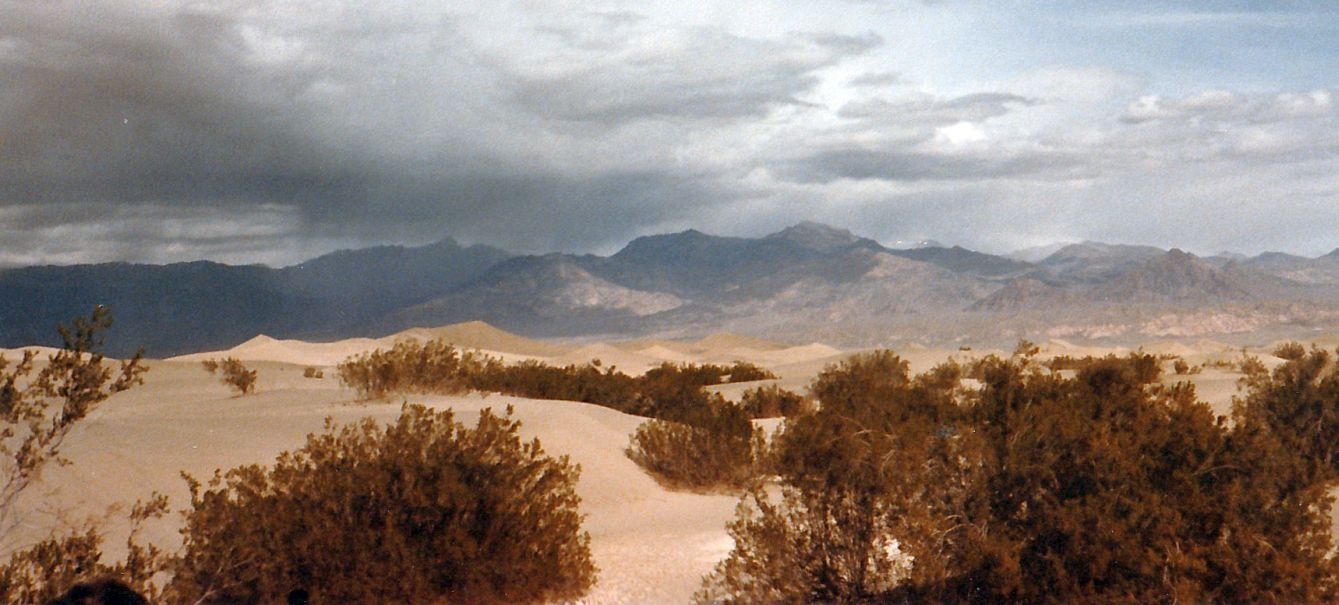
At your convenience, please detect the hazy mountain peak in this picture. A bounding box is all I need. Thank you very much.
[1007,242,1076,263]
[1256,251,1305,262]
[613,228,734,259]
[1089,248,1252,303]
[764,221,863,252]
[1045,241,1166,262]
[889,239,946,249]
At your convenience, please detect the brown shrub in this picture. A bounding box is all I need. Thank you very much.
[739,384,811,419]
[168,404,595,604]
[1273,341,1308,361]
[701,350,1339,604]
[0,307,155,603]
[722,361,776,383]
[201,358,256,396]
[337,340,487,400]
[627,400,762,491]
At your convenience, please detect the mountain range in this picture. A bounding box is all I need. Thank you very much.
[4,221,1339,356]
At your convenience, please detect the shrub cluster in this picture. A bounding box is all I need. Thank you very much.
[470,359,640,411]
[0,496,167,604]
[201,357,256,396]
[167,404,595,604]
[1,308,153,604]
[1273,341,1308,361]
[338,340,774,421]
[738,384,811,418]
[1040,352,1162,382]
[1236,344,1339,475]
[337,340,487,399]
[700,347,1339,604]
[337,340,782,490]
[626,399,763,491]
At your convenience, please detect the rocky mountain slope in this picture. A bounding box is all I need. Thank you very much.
[5,223,1338,355]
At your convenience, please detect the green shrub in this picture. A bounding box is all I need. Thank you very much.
[201,357,256,396]
[167,404,595,604]
[627,400,762,491]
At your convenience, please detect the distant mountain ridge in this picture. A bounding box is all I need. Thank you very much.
[4,225,1339,355]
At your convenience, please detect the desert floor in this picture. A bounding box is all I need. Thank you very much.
[6,326,1332,603]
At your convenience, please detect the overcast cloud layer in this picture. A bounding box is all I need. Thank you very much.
[3,0,1339,266]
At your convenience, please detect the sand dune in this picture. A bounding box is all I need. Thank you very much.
[637,344,697,364]
[394,320,573,357]
[548,343,669,376]
[16,360,737,604]
[17,329,1339,603]
[0,345,64,359]
[169,322,565,367]
[692,332,789,352]
[170,334,390,366]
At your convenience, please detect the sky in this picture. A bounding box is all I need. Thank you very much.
[3,0,1339,266]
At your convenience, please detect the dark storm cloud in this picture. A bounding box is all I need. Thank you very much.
[0,2,361,208]
[4,0,1339,263]
[340,168,734,255]
[0,1,889,262]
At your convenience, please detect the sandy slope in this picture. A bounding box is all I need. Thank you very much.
[13,327,1339,603]
[15,361,738,604]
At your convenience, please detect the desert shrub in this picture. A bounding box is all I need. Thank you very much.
[0,307,153,603]
[722,361,775,383]
[337,340,487,400]
[201,357,256,396]
[469,359,640,412]
[167,404,594,604]
[701,352,973,603]
[0,495,168,605]
[643,362,723,387]
[627,399,762,491]
[337,342,766,422]
[1041,354,1084,371]
[1273,341,1308,361]
[1235,347,1339,475]
[1,306,147,535]
[1202,358,1237,370]
[1038,352,1162,383]
[739,384,811,418]
[301,366,323,379]
[1239,354,1267,376]
[702,350,1339,604]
